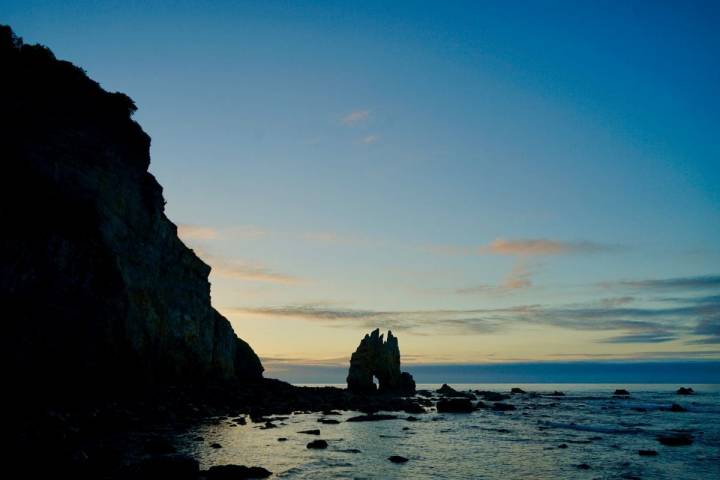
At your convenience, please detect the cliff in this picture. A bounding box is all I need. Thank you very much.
[0,25,263,393]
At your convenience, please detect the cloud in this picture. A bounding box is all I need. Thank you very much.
[362,134,379,144]
[227,293,720,344]
[211,261,300,285]
[342,110,370,125]
[177,224,219,241]
[479,238,616,256]
[602,274,720,291]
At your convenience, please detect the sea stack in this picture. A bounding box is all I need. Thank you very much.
[346,329,416,394]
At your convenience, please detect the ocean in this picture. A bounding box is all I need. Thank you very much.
[177,384,720,479]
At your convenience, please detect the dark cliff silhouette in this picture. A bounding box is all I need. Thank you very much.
[0,25,263,397]
[347,329,416,394]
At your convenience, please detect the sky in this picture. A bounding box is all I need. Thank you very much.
[4,1,720,382]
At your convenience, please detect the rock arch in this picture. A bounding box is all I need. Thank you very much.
[346,329,415,394]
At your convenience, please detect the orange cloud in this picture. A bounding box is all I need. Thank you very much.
[479,238,613,256]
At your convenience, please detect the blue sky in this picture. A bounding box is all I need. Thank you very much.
[4,1,719,381]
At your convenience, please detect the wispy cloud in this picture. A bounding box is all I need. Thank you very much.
[342,109,370,125]
[601,274,720,291]
[479,238,617,256]
[211,261,300,285]
[228,291,720,344]
[362,134,379,144]
[177,223,219,241]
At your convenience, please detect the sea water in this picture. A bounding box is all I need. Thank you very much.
[177,384,720,479]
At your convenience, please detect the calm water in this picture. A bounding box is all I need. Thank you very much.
[177,384,720,479]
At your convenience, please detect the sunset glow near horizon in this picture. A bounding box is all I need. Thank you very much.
[5,1,719,379]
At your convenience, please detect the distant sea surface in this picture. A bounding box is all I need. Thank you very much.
[178,384,720,479]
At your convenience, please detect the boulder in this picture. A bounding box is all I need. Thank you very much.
[307,440,328,449]
[657,434,693,446]
[346,414,397,422]
[436,398,474,413]
[388,455,409,463]
[614,389,631,396]
[676,387,694,395]
[510,388,526,394]
[346,329,415,394]
[204,465,272,479]
[437,384,457,395]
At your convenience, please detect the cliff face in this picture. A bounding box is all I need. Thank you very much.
[0,26,262,391]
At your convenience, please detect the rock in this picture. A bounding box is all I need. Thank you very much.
[205,464,272,479]
[143,436,176,455]
[548,391,565,396]
[0,25,264,395]
[388,455,409,463]
[299,429,321,435]
[492,402,516,411]
[346,414,397,422]
[436,398,474,413]
[346,329,415,394]
[638,450,658,456]
[558,444,568,449]
[406,416,419,421]
[614,389,631,396]
[403,403,426,414]
[210,443,223,449]
[307,439,328,449]
[277,437,287,442]
[576,463,591,470]
[476,391,510,402]
[437,384,457,395]
[339,448,362,453]
[510,387,526,394]
[676,387,694,395]
[318,418,340,424]
[261,421,277,429]
[668,403,687,412]
[657,434,693,446]
[475,401,489,409]
[131,454,199,479]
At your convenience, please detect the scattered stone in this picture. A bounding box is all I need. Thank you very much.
[204,464,272,479]
[299,429,321,435]
[307,439,328,449]
[234,417,247,425]
[638,450,658,456]
[318,418,340,424]
[339,448,362,453]
[475,401,489,409]
[492,402,516,412]
[143,436,176,455]
[403,403,426,414]
[346,414,397,422]
[388,455,409,463]
[191,436,205,442]
[657,434,693,446]
[210,443,223,449]
[437,384,457,395]
[476,391,511,402]
[323,410,342,415]
[436,398,474,413]
[131,454,199,479]
[668,403,687,412]
[676,387,694,395]
[576,463,591,470]
[277,437,287,442]
[510,387,526,394]
[261,421,277,429]
[558,444,568,449]
[614,389,631,396]
[548,391,565,396]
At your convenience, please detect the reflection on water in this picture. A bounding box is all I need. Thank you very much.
[176,384,720,479]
